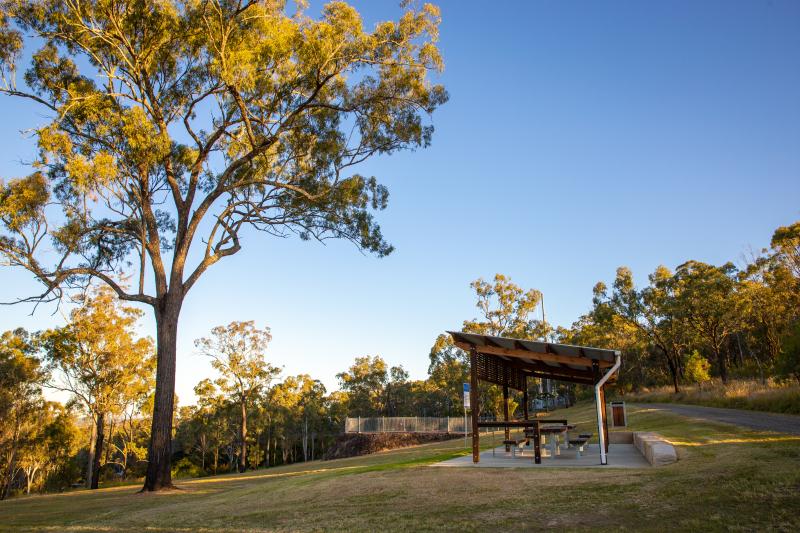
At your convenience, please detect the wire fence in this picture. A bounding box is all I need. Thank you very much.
[344,416,496,434]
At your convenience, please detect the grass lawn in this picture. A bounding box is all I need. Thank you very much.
[1,403,799,532]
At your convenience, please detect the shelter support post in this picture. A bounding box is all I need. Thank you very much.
[523,377,529,421]
[593,355,621,465]
[470,348,480,463]
[600,385,609,453]
[503,383,510,451]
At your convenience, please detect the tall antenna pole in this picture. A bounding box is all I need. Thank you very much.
[540,293,546,339]
[540,293,550,395]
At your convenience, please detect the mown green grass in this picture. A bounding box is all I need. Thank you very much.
[1,403,799,532]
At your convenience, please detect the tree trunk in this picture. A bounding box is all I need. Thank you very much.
[657,344,681,394]
[302,417,308,462]
[104,417,114,466]
[86,415,97,489]
[240,398,247,473]
[715,346,729,384]
[91,412,105,489]
[1,428,19,500]
[266,426,272,467]
[200,434,206,471]
[142,296,181,491]
[668,355,680,394]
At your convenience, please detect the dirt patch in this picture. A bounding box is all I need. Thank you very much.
[324,432,458,460]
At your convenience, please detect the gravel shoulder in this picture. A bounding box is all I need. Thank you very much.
[635,403,800,435]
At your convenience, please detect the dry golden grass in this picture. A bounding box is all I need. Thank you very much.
[1,403,799,532]
[625,379,800,414]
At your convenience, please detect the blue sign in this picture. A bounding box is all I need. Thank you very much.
[463,383,470,393]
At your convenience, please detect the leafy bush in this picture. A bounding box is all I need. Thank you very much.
[685,350,711,387]
[171,458,203,480]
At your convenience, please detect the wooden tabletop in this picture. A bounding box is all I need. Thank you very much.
[539,426,568,434]
[477,419,568,428]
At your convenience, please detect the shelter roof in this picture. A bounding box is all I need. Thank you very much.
[448,331,620,388]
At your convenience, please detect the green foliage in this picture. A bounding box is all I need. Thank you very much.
[195,321,280,471]
[427,334,469,416]
[172,457,204,480]
[0,0,447,489]
[684,350,711,386]
[38,287,155,488]
[569,221,800,394]
[0,0,448,303]
[40,287,155,418]
[0,328,46,499]
[771,221,800,278]
[776,321,800,383]
[466,274,545,338]
[196,321,279,403]
[337,355,388,417]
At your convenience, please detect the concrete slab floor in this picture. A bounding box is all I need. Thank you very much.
[433,443,651,468]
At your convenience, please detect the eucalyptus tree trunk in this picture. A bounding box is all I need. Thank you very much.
[200,433,206,471]
[665,353,680,394]
[25,464,38,494]
[714,346,729,384]
[1,427,19,500]
[86,417,97,489]
[302,417,308,462]
[143,294,182,491]
[90,412,105,489]
[239,398,248,473]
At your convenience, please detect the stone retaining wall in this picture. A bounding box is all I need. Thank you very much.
[633,431,678,466]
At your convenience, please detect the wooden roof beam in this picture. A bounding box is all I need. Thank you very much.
[455,341,613,369]
[496,354,595,381]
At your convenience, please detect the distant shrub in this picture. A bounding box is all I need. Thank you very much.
[685,350,711,387]
[171,457,203,479]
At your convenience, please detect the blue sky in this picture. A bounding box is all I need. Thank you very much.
[1,0,799,405]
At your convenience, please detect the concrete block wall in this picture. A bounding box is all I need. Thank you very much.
[633,431,678,466]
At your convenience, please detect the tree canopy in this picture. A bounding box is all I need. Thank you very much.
[0,0,447,490]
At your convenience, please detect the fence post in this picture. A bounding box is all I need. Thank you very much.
[358,416,361,434]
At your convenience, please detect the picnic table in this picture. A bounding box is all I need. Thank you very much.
[537,425,574,457]
[477,419,568,464]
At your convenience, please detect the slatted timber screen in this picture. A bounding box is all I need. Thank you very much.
[477,353,527,391]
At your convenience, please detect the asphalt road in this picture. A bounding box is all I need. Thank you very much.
[635,403,800,435]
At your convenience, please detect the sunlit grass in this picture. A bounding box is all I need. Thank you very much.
[1,403,799,532]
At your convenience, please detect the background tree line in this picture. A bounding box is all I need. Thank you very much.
[563,221,800,393]
[2,220,798,498]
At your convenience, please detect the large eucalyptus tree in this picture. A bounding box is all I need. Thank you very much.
[0,0,446,490]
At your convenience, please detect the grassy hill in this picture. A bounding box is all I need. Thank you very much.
[1,403,799,532]
[623,379,800,415]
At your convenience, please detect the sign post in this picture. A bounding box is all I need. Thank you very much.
[463,383,471,448]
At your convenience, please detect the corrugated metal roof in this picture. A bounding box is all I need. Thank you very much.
[448,331,620,381]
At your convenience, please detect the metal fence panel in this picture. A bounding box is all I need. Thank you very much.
[344,416,495,434]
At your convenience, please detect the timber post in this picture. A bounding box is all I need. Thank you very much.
[503,382,510,451]
[523,376,529,421]
[470,347,480,463]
